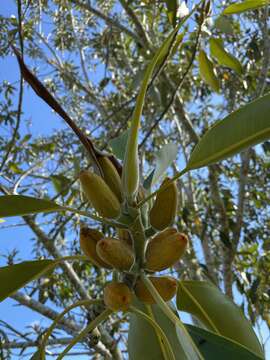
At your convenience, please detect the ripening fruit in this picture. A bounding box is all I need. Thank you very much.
[98,156,122,202]
[79,170,120,219]
[149,178,178,231]
[96,238,134,271]
[117,228,133,246]
[104,282,132,311]
[145,228,188,271]
[80,227,112,269]
[134,276,178,304]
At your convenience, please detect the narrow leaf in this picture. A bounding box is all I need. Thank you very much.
[223,0,269,14]
[198,50,220,92]
[123,26,180,200]
[210,38,243,74]
[186,324,263,360]
[177,281,264,357]
[0,195,64,217]
[30,349,45,360]
[0,260,54,302]
[165,0,178,27]
[186,93,270,170]
[50,174,70,196]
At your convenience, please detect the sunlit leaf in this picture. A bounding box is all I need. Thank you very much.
[210,38,243,74]
[215,16,234,35]
[122,25,180,199]
[186,93,270,170]
[223,0,269,15]
[50,174,70,196]
[198,50,219,92]
[144,143,178,189]
[109,129,130,160]
[177,281,264,357]
[0,195,64,217]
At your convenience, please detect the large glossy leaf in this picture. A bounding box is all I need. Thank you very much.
[198,50,219,92]
[223,0,269,14]
[177,281,264,357]
[144,143,178,189]
[128,301,187,360]
[0,195,64,217]
[210,38,243,74]
[0,260,55,303]
[186,93,270,170]
[186,324,264,360]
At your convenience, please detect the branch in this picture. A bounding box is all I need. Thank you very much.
[118,0,152,49]
[10,292,110,357]
[1,337,77,350]
[11,292,80,335]
[70,0,143,47]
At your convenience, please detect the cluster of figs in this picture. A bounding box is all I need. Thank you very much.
[79,156,188,311]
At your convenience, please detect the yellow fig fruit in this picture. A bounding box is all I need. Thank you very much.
[117,228,133,247]
[145,228,188,271]
[80,227,112,269]
[96,238,134,271]
[104,282,132,311]
[98,156,122,202]
[149,178,178,231]
[79,170,120,219]
[134,276,178,304]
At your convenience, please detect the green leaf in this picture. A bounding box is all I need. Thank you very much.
[0,260,55,303]
[0,195,64,217]
[223,0,269,15]
[177,281,264,357]
[198,50,220,92]
[165,0,178,27]
[186,93,270,170]
[210,38,243,74]
[128,301,187,360]
[123,25,180,200]
[50,174,70,196]
[30,348,45,360]
[186,324,263,360]
[215,16,234,35]
[109,129,130,160]
[144,142,178,189]
[0,219,5,223]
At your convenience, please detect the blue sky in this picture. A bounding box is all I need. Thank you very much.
[0,1,269,359]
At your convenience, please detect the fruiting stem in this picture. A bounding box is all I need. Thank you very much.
[141,273,204,360]
[130,306,175,360]
[57,308,112,359]
[129,209,147,269]
[137,169,187,209]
